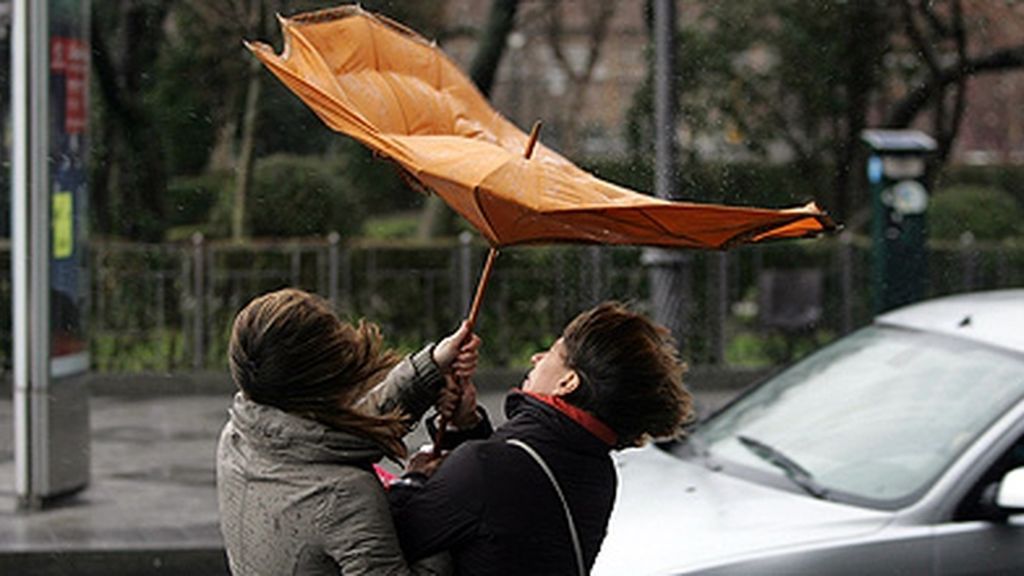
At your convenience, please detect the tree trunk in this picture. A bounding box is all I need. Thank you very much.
[89,2,170,240]
[833,0,887,221]
[206,86,240,173]
[233,59,262,241]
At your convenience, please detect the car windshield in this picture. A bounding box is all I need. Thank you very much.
[692,326,1024,506]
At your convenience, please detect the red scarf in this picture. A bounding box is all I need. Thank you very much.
[522,390,618,447]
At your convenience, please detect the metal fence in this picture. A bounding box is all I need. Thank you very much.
[6,232,1022,372]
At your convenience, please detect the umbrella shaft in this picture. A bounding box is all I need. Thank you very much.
[434,247,498,456]
[466,247,499,329]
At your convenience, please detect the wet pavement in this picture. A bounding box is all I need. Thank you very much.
[0,374,744,575]
[0,395,231,575]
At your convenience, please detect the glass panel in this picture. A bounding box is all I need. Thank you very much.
[696,327,1024,503]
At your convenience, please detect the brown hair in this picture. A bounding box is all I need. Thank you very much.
[228,288,408,458]
[561,301,694,447]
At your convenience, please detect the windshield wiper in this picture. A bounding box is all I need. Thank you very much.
[736,435,829,499]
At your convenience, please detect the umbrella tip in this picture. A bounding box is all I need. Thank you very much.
[524,120,543,159]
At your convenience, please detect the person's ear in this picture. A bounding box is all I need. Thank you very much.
[553,370,580,397]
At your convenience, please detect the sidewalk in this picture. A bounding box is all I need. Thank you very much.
[0,369,753,575]
[0,394,231,575]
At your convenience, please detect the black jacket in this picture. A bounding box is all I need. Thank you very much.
[390,392,617,576]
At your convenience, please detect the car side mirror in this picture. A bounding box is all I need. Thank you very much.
[995,467,1024,510]
[978,467,1024,522]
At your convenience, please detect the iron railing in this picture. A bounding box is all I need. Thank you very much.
[3,232,1020,372]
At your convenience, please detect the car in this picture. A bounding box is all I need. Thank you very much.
[593,289,1024,575]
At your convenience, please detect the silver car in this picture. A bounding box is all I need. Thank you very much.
[594,289,1024,575]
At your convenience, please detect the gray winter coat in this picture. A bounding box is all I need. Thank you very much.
[217,345,450,576]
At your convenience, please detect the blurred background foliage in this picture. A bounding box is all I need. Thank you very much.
[6,0,1018,371]
[81,0,1024,245]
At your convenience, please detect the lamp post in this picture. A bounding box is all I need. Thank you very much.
[645,0,692,349]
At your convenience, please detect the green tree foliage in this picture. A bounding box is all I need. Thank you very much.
[172,151,411,240]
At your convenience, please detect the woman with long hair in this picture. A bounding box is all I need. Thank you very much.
[217,288,477,575]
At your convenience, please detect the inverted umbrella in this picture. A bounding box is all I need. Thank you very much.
[247,4,838,443]
[245,5,835,251]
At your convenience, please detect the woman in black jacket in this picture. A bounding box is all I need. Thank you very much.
[390,301,694,575]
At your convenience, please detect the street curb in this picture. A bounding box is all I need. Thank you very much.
[0,547,229,576]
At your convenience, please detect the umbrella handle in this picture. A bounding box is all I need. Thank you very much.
[433,247,499,456]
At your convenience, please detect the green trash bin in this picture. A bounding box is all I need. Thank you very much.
[860,129,937,314]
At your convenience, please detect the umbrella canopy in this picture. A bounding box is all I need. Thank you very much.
[246,5,837,249]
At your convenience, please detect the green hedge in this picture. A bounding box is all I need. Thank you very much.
[929,185,1023,241]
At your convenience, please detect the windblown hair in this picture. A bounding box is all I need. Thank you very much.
[228,288,408,458]
[561,301,694,447]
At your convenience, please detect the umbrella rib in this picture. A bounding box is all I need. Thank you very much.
[362,17,414,136]
[633,207,708,246]
[720,214,830,249]
[472,187,502,245]
[504,206,706,247]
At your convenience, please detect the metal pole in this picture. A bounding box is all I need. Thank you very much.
[328,231,340,309]
[840,232,854,334]
[713,252,727,364]
[12,0,32,504]
[291,244,301,286]
[589,246,602,305]
[645,0,691,349]
[960,232,977,292]
[13,0,52,507]
[654,0,675,197]
[192,233,205,370]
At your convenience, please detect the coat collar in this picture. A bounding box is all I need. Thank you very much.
[504,390,617,449]
[229,392,385,464]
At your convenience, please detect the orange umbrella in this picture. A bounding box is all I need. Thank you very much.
[245,5,836,251]
[247,4,837,448]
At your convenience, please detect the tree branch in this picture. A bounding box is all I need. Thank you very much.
[545,0,575,82]
[917,0,952,38]
[886,43,1024,127]
[901,0,942,76]
[580,3,616,85]
[468,0,519,96]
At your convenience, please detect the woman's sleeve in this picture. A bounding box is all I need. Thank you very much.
[357,344,444,429]
[320,474,452,576]
[389,443,487,562]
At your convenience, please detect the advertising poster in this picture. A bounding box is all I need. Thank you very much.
[49,0,89,376]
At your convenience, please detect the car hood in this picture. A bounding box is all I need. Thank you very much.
[592,444,894,576]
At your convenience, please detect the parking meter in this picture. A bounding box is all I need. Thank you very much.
[860,130,936,314]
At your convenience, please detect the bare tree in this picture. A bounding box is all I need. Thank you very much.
[542,0,616,158]
[887,0,1024,183]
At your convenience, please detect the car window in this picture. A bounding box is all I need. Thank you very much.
[692,326,1024,508]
